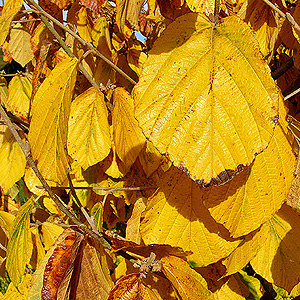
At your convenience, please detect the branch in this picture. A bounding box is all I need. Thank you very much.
[0,105,112,250]
[262,0,300,32]
[24,0,137,85]
[35,185,155,191]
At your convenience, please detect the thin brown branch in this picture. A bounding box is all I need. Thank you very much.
[24,0,137,85]
[214,0,220,20]
[0,105,112,250]
[35,185,155,191]
[262,0,300,32]
[12,18,41,23]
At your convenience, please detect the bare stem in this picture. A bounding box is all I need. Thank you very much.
[214,0,220,19]
[262,0,300,32]
[0,105,111,250]
[35,185,155,191]
[24,0,137,85]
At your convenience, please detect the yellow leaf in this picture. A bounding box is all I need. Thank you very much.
[28,57,78,183]
[237,271,263,300]
[222,222,269,276]
[186,0,219,15]
[134,14,279,184]
[251,204,300,292]
[138,141,162,178]
[161,255,213,300]
[43,196,60,214]
[6,198,34,287]
[238,0,279,57]
[75,7,92,42]
[30,227,45,269]
[204,115,295,237]
[2,274,31,300]
[68,87,111,170]
[0,211,15,236]
[127,41,147,76]
[0,125,26,193]
[213,275,250,300]
[126,197,146,243]
[7,75,32,121]
[0,0,23,45]
[0,77,8,106]
[140,167,241,266]
[91,202,104,232]
[8,23,34,67]
[113,87,146,170]
[41,221,64,251]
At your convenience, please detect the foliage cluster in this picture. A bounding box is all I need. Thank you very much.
[0,0,300,298]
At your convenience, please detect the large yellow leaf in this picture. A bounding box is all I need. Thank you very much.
[68,87,111,170]
[2,274,31,299]
[0,0,23,45]
[112,87,146,170]
[161,255,213,300]
[134,14,279,184]
[8,23,34,67]
[251,204,300,292]
[0,125,27,193]
[6,199,34,287]
[28,57,78,183]
[204,116,295,237]
[7,75,32,121]
[222,222,269,276]
[140,167,241,267]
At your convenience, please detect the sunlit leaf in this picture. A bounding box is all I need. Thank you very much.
[91,202,104,232]
[0,0,24,45]
[7,75,32,121]
[140,167,241,266]
[0,125,27,193]
[161,255,213,300]
[8,23,34,67]
[108,273,159,300]
[212,274,250,300]
[28,57,78,183]
[0,211,15,236]
[134,14,279,184]
[2,274,31,299]
[222,222,269,276]
[41,221,64,251]
[68,87,111,170]
[186,0,221,15]
[112,87,146,170]
[251,204,300,292]
[237,271,263,300]
[75,7,92,42]
[0,76,8,106]
[204,116,295,237]
[6,198,34,286]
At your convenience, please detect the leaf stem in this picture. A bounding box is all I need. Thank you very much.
[0,104,112,250]
[24,0,137,85]
[214,0,220,20]
[35,185,155,191]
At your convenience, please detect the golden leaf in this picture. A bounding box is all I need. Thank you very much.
[7,75,32,121]
[186,0,221,15]
[222,222,269,276]
[161,255,213,300]
[28,57,78,183]
[8,23,34,67]
[0,211,15,236]
[30,227,45,269]
[2,274,31,300]
[134,14,279,184]
[0,0,24,45]
[6,199,34,286]
[75,7,92,43]
[204,115,295,237]
[41,221,64,251]
[112,87,146,170]
[140,167,241,266]
[251,204,300,292]
[68,87,111,170]
[0,125,27,193]
[0,77,8,107]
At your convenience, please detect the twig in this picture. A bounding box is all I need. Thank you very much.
[262,0,300,32]
[24,0,137,85]
[12,18,41,23]
[0,104,112,250]
[284,86,300,100]
[35,185,155,191]
[67,173,82,208]
[214,0,220,20]
[37,14,104,92]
